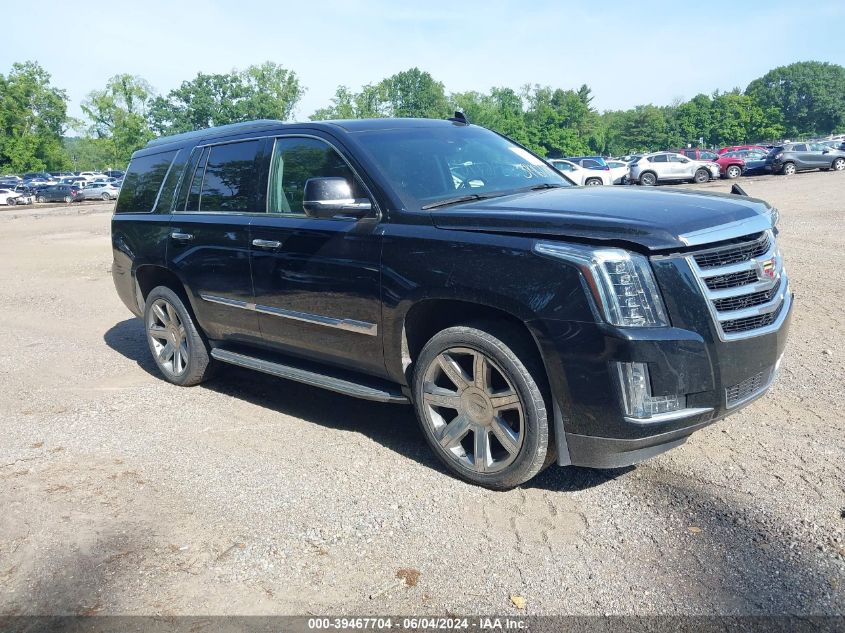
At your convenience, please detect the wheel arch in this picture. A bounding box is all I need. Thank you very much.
[134,264,192,316]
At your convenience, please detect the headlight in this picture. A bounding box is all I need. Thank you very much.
[534,242,668,327]
[767,206,780,228]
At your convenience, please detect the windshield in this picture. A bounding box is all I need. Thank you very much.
[353,124,571,209]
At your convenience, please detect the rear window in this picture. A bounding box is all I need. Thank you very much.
[115,149,178,214]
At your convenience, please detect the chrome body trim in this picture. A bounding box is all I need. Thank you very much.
[624,407,714,425]
[678,213,773,247]
[199,293,377,336]
[210,349,407,404]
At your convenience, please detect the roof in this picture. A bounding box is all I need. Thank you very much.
[144,119,285,149]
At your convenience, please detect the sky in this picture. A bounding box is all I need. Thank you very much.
[4,0,845,124]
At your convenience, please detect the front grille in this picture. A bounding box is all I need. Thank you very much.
[705,269,758,290]
[721,300,784,334]
[693,232,770,269]
[685,230,789,340]
[713,278,782,312]
[726,366,774,408]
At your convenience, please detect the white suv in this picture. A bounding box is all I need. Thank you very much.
[549,159,610,186]
[629,152,719,186]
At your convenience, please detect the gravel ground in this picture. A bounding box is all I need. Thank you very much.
[0,173,843,616]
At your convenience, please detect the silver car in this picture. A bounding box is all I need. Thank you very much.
[629,152,719,186]
[80,182,120,201]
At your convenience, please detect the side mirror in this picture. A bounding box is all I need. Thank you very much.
[302,177,373,219]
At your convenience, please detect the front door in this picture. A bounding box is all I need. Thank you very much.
[249,135,385,376]
[168,139,267,343]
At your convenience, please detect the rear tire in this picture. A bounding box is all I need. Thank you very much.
[144,286,216,387]
[782,162,796,176]
[725,165,742,179]
[63,195,72,203]
[101,192,111,200]
[639,171,657,186]
[585,178,602,186]
[411,321,550,490]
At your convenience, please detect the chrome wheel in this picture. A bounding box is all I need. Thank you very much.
[783,162,796,175]
[834,158,845,171]
[640,172,657,186]
[420,347,525,474]
[146,298,189,377]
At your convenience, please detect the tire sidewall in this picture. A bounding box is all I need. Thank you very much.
[411,325,549,489]
[694,169,709,183]
[727,166,741,179]
[640,172,656,186]
[143,286,213,387]
[834,158,845,171]
[783,162,795,175]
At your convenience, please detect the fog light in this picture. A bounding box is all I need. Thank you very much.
[616,362,685,419]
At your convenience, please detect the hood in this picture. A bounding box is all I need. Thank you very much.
[429,186,773,251]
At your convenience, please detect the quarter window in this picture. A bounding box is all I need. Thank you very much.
[268,137,365,215]
[115,149,178,214]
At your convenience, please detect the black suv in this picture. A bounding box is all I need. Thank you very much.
[112,118,792,489]
[35,184,82,203]
[765,142,845,175]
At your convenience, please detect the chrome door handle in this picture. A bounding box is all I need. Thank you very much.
[170,231,193,241]
[252,239,281,249]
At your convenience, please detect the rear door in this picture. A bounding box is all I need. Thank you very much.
[167,139,268,343]
[248,134,385,376]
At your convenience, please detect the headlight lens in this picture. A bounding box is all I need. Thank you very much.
[534,243,668,327]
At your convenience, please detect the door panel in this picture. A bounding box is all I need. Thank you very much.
[249,135,385,376]
[168,139,267,343]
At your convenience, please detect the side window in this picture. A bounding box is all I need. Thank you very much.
[809,143,825,151]
[114,149,178,214]
[268,137,365,215]
[652,154,668,163]
[185,147,210,212]
[668,155,682,162]
[582,159,600,168]
[195,140,261,212]
[792,144,807,152]
[684,150,696,158]
[701,152,717,160]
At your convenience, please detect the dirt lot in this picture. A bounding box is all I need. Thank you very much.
[0,173,843,616]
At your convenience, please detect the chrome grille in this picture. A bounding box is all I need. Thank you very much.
[694,232,770,269]
[686,229,791,340]
[726,366,775,408]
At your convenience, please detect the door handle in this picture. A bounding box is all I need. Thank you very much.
[170,231,194,241]
[252,239,281,249]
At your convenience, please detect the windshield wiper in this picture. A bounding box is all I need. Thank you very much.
[421,192,507,210]
[523,183,566,191]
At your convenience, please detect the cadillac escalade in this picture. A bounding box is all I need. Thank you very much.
[111,117,792,489]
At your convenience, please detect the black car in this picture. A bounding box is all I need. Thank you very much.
[764,142,845,175]
[35,184,82,203]
[111,117,792,489]
[103,169,125,179]
[22,171,52,181]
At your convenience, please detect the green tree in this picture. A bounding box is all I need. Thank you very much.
[310,84,388,120]
[380,68,450,119]
[150,62,303,134]
[81,73,155,167]
[746,61,845,137]
[0,61,70,172]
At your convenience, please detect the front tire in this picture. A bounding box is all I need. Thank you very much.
[411,322,550,490]
[725,165,742,179]
[693,168,710,184]
[101,192,112,200]
[833,157,845,171]
[144,286,216,387]
[585,178,602,186]
[36,196,45,203]
[639,171,657,186]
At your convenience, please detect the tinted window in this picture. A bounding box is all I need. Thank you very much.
[153,150,186,213]
[115,150,178,213]
[683,150,695,158]
[668,155,687,163]
[581,159,600,168]
[198,140,261,212]
[651,154,668,163]
[268,137,364,215]
[791,144,807,152]
[185,147,210,211]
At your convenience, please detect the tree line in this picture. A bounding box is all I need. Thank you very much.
[2,59,845,173]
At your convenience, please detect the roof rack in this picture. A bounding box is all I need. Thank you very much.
[145,119,285,148]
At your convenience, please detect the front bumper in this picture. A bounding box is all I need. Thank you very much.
[535,257,793,469]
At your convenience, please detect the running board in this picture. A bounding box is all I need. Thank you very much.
[210,348,409,404]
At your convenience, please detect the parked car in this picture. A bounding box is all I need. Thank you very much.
[112,117,791,489]
[764,142,845,175]
[723,150,768,175]
[22,171,52,181]
[604,159,629,184]
[103,169,125,179]
[35,184,82,203]
[0,188,21,206]
[80,181,120,200]
[718,145,768,155]
[676,148,744,179]
[59,176,89,187]
[629,152,719,185]
[548,159,609,185]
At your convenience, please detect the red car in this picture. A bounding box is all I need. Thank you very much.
[674,148,745,179]
[718,145,769,155]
